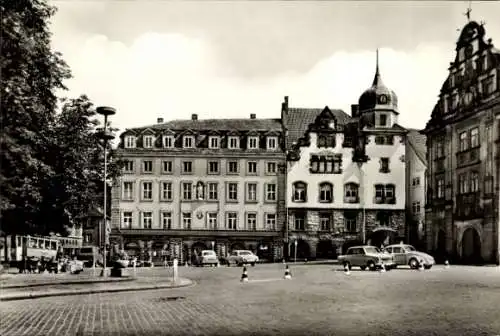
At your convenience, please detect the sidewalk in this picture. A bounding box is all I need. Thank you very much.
[0,269,193,302]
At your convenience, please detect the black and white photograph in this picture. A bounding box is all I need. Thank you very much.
[1,0,500,335]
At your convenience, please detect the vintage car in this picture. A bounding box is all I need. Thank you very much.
[64,258,85,274]
[221,250,259,267]
[384,244,435,269]
[338,245,395,271]
[192,250,219,267]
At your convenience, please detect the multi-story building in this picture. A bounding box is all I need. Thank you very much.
[405,129,427,249]
[283,54,407,259]
[110,114,286,264]
[422,20,500,264]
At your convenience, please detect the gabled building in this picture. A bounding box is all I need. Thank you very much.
[422,20,500,264]
[282,53,407,259]
[111,114,287,264]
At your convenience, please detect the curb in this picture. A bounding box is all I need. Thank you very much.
[0,278,195,302]
[1,277,135,289]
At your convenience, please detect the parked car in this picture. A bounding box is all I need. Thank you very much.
[193,250,219,267]
[222,250,259,267]
[65,258,84,274]
[384,244,435,269]
[338,245,395,271]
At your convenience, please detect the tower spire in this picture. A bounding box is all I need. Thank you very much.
[464,0,472,22]
[372,48,384,87]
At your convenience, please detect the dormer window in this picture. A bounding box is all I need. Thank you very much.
[209,136,219,149]
[124,136,136,149]
[183,135,195,149]
[228,136,239,149]
[248,136,259,149]
[143,135,154,148]
[267,136,278,150]
[163,135,174,148]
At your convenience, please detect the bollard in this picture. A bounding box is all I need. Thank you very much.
[173,258,178,284]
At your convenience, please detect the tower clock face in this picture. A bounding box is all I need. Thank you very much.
[378,94,388,104]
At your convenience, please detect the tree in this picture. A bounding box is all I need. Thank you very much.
[1,0,71,235]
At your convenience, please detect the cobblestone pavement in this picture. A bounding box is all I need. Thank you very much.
[1,264,500,336]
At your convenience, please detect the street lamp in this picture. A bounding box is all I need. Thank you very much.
[96,106,116,277]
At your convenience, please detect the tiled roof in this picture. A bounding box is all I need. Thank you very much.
[407,128,427,166]
[128,118,283,134]
[284,107,351,149]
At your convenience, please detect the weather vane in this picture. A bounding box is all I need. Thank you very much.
[464,0,472,22]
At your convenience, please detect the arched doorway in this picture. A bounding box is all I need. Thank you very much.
[316,240,337,259]
[289,240,310,260]
[435,229,446,263]
[462,228,481,264]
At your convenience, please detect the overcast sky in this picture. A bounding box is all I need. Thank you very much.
[49,1,500,133]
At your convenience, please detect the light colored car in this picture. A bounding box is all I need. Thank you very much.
[196,250,219,267]
[384,244,435,269]
[223,250,259,267]
[338,245,395,271]
[66,259,84,274]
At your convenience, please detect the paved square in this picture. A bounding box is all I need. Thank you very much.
[1,264,500,336]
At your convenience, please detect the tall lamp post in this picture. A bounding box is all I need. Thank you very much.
[96,106,116,277]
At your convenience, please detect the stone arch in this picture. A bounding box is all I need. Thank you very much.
[289,239,311,260]
[316,240,337,259]
[460,227,482,264]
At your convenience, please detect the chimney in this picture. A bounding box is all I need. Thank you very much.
[191,114,198,121]
[351,104,359,118]
[157,117,164,124]
[250,113,256,119]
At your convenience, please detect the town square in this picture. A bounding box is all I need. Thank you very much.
[1,0,500,335]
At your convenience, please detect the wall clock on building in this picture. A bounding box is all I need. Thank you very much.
[378,94,388,104]
[196,212,203,220]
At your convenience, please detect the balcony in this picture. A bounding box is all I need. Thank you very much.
[455,192,482,219]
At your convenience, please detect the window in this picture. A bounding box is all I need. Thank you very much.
[412,177,420,186]
[267,136,278,150]
[182,182,193,200]
[458,173,468,194]
[161,212,172,230]
[207,182,218,200]
[375,135,394,145]
[161,182,172,201]
[485,176,494,195]
[470,128,479,148]
[246,213,257,230]
[227,183,238,201]
[142,212,153,229]
[143,135,154,148]
[182,212,192,229]
[226,212,238,230]
[294,212,305,230]
[344,212,357,232]
[310,154,342,174]
[124,136,136,149]
[266,214,276,230]
[385,184,395,202]
[266,184,276,201]
[182,161,193,174]
[142,182,153,200]
[319,182,333,203]
[122,212,133,229]
[228,136,239,149]
[123,160,134,173]
[267,162,277,174]
[208,161,220,174]
[374,184,384,201]
[208,136,219,149]
[163,135,174,148]
[459,132,468,152]
[470,171,479,192]
[436,177,445,198]
[247,161,257,174]
[183,136,195,148]
[246,183,257,202]
[436,140,445,158]
[143,160,153,173]
[344,183,359,202]
[293,182,307,202]
[380,158,390,173]
[248,137,259,149]
[379,114,387,126]
[207,213,218,229]
[162,161,173,174]
[412,202,421,214]
[320,214,330,231]
[123,182,134,200]
[227,161,239,174]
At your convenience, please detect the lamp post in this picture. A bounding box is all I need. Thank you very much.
[96,106,116,277]
[294,239,297,263]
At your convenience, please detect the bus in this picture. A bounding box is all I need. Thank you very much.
[5,235,59,265]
